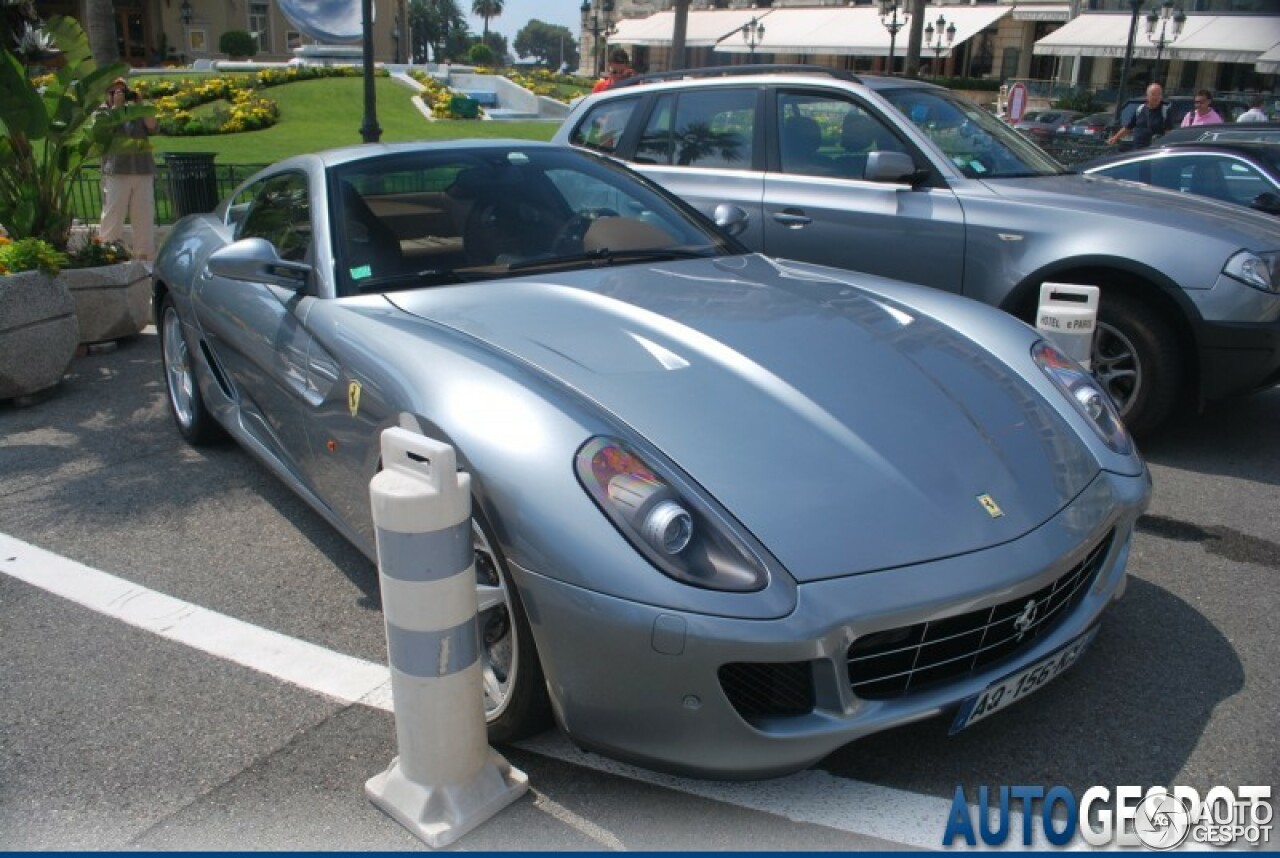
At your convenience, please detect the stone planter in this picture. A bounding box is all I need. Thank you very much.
[0,270,79,401]
[60,260,151,344]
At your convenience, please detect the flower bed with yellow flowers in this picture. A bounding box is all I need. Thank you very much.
[405,69,487,119]
[127,65,377,136]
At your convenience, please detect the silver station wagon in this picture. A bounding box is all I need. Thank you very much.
[554,67,1280,436]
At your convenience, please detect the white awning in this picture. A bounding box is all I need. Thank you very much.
[1034,13,1280,63]
[1257,42,1280,75]
[1169,16,1280,64]
[611,9,777,48]
[1012,5,1070,23]
[713,4,1011,57]
[1032,13,1140,59]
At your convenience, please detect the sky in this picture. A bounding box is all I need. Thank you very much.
[464,0,583,50]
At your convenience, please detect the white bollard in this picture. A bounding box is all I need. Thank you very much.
[365,427,528,848]
[1037,283,1100,371]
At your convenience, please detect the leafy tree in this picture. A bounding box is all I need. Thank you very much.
[513,19,578,69]
[467,42,495,66]
[408,0,467,63]
[0,15,131,248]
[219,30,258,58]
[472,0,503,39]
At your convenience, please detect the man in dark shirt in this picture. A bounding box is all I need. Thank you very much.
[1107,82,1174,150]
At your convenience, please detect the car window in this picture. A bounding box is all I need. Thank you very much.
[777,92,906,180]
[883,88,1064,178]
[236,171,312,262]
[570,97,641,156]
[634,88,755,169]
[328,147,736,295]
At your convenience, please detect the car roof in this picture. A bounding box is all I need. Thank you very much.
[601,64,941,96]
[261,139,563,173]
[1079,140,1280,172]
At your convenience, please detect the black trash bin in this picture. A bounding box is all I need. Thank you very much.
[165,152,219,218]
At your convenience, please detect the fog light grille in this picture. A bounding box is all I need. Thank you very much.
[719,661,816,718]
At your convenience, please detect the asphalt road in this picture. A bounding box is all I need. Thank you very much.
[2,331,1276,850]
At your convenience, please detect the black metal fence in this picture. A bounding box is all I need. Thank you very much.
[70,161,268,226]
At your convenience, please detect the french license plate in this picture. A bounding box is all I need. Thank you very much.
[949,626,1099,734]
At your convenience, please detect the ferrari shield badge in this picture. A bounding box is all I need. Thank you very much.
[977,494,1004,519]
[347,380,362,417]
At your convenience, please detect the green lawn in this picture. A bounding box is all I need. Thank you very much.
[152,76,560,164]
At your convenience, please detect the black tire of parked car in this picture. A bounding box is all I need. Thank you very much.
[473,506,554,743]
[159,293,226,446]
[1092,290,1184,438]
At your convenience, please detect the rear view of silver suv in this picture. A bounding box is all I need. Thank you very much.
[553,67,1280,435]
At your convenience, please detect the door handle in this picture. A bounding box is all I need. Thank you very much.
[772,209,812,227]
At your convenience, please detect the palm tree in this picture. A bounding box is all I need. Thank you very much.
[82,0,119,66]
[410,0,467,62]
[472,0,503,39]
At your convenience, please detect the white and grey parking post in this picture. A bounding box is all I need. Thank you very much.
[1037,283,1100,371]
[365,427,528,848]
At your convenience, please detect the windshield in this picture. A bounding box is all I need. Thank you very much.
[882,88,1066,179]
[329,147,737,296]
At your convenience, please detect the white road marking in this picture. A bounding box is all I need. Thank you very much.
[3,530,1078,851]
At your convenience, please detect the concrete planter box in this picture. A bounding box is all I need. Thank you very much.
[61,260,151,344]
[0,270,79,401]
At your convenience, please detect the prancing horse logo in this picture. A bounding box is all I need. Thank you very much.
[347,380,362,417]
[977,493,1004,518]
[1013,599,1039,638]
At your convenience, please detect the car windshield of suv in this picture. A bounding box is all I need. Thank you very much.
[882,88,1066,179]
[329,147,737,296]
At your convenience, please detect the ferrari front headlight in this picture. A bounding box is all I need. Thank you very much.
[575,437,768,592]
[1033,340,1133,457]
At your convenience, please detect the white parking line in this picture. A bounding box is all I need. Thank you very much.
[3,531,1069,851]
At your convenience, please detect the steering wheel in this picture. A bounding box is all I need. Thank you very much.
[552,208,619,255]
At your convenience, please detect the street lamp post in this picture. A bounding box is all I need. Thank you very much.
[741,15,765,62]
[878,0,908,77]
[922,14,955,80]
[580,0,617,78]
[359,0,380,143]
[1145,1,1186,86]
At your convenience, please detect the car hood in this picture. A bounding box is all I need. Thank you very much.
[977,174,1280,245]
[387,256,1100,581]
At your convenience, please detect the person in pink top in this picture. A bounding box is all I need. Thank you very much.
[1181,90,1224,127]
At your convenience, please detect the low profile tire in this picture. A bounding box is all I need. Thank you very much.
[159,294,224,445]
[473,510,553,743]
[1092,291,1183,437]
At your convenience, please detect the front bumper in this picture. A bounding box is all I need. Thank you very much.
[513,469,1150,779]
[1192,275,1280,401]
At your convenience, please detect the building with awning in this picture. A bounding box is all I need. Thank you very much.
[1034,12,1280,65]
[1258,43,1280,76]
[610,5,1010,58]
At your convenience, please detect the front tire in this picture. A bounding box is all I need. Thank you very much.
[1092,291,1183,437]
[473,511,552,743]
[159,294,223,445]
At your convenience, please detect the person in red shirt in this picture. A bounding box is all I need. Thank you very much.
[592,48,635,93]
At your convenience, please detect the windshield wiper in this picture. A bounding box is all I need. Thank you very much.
[355,268,487,293]
[505,247,713,272]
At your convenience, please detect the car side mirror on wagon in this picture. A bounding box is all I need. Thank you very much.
[713,203,750,237]
[207,238,311,291]
[1250,191,1280,216]
[864,151,922,185]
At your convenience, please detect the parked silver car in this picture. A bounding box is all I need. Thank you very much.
[154,141,1149,778]
[553,67,1280,436]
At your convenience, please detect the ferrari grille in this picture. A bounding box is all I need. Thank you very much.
[847,531,1113,700]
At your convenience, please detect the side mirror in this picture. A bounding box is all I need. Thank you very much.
[713,203,750,237]
[207,238,310,290]
[1250,192,1280,216]
[864,151,921,184]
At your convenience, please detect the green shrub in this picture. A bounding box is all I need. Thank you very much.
[467,43,496,66]
[0,236,67,276]
[1052,89,1103,113]
[219,30,258,58]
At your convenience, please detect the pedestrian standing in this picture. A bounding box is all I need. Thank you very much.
[1107,82,1174,149]
[1181,90,1224,128]
[99,77,158,261]
[1237,95,1269,123]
